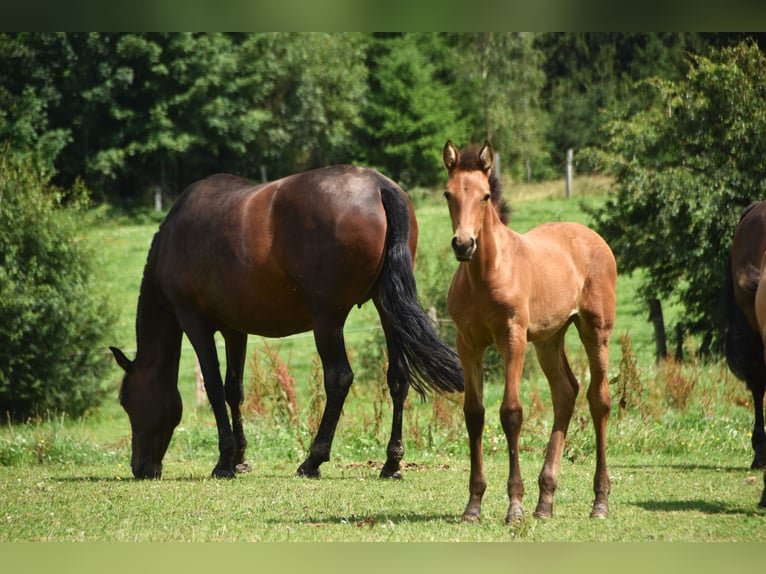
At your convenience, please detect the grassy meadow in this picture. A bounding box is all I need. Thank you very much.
[2,175,765,542]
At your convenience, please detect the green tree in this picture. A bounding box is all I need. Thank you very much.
[537,33,708,171]
[0,33,72,173]
[240,32,369,178]
[449,32,551,181]
[360,34,465,188]
[0,149,115,421]
[586,41,766,350]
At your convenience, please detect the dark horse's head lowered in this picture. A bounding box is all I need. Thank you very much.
[111,345,182,479]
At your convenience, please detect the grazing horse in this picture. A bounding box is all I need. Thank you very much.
[724,201,766,489]
[110,165,463,480]
[442,140,616,522]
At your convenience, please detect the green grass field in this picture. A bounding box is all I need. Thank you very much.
[2,176,765,542]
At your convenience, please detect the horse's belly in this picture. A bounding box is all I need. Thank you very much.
[210,289,315,337]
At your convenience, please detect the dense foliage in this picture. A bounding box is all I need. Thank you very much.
[0,151,114,421]
[586,41,766,350]
[5,32,761,202]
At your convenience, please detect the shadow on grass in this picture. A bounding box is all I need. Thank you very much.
[613,462,746,473]
[267,513,462,527]
[632,499,760,515]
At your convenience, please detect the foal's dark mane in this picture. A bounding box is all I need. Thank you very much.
[456,146,511,225]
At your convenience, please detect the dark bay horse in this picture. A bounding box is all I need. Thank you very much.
[442,140,617,522]
[110,165,463,480]
[724,201,766,503]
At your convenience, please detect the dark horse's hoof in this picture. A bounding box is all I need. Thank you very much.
[751,448,766,470]
[379,462,403,480]
[212,465,236,479]
[296,464,321,478]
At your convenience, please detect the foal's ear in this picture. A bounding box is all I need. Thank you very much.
[110,346,134,373]
[443,140,459,171]
[479,140,494,175]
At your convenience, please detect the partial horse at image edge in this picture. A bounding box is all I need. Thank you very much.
[110,164,463,481]
[723,200,766,505]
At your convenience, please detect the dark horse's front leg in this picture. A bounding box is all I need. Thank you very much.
[297,324,353,478]
[181,316,237,478]
[223,329,250,473]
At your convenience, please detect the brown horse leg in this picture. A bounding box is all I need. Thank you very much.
[533,338,578,519]
[578,323,612,519]
[497,329,527,524]
[180,316,237,478]
[297,322,353,478]
[222,329,249,473]
[459,336,487,522]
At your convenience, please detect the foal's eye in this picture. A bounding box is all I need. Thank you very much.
[482,193,491,202]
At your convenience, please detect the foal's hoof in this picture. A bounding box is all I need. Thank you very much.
[506,503,524,523]
[235,461,251,473]
[590,502,609,519]
[461,511,481,523]
[532,505,552,520]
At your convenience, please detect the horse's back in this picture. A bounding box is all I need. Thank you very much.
[521,221,616,332]
[153,165,409,336]
[524,221,616,282]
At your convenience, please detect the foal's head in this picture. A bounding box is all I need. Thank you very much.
[442,140,508,262]
[110,347,182,479]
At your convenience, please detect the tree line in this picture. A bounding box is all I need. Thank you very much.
[2,32,762,202]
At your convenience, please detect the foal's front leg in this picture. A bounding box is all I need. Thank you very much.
[459,337,487,522]
[498,329,527,523]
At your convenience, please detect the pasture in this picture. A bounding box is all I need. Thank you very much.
[2,176,766,542]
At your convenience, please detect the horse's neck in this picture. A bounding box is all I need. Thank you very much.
[472,209,518,275]
[134,273,182,374]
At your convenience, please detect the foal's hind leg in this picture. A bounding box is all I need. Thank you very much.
[576,316,613,519]
[297,320,354,478]
[533,336,579,519]
[222,329,250,473]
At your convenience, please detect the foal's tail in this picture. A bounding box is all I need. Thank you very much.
[376,184,464,396]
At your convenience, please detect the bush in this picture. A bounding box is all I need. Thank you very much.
[0,149,115,421]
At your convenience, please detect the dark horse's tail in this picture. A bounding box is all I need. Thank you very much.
[724,203,764,386]
[376,184,464,396]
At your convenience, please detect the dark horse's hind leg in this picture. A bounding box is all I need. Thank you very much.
[377,305,410,479]
[749,377,766,470]
[222,329,250,473]
[297,321,354,478]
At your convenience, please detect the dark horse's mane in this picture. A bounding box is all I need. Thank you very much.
[455,146,511,225]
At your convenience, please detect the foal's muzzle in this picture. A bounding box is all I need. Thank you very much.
[452,236,476,261]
